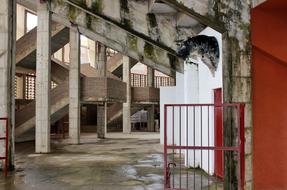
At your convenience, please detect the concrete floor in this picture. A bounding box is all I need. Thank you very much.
[1,133,164,190]
[0,132,222,190]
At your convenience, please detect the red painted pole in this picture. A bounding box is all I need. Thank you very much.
[240,104,245,190]
[5,118,8,177]
[164,105,167,189]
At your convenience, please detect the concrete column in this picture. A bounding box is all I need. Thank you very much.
[69,27,81,144]
[35,1,51,153]
[147,67,154,87]
[0,0,16,169]
[95,42,107,138]
[147,67,155,132]
[123,56,131,134]
[97,102,107,138]
[147,105,155,132]
[95,42,107,77]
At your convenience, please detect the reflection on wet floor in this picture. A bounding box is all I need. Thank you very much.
[0,133,223,190]
[0,133,164,190]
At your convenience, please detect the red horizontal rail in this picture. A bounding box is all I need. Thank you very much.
[164,103,242,107]
[166,145,240,151]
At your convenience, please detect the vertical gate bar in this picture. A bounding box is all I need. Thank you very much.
[172,106,175,188]
[230,150,232,190]
[179,106,182,189]
[208,106,210,190]
[164,105,167,189]
[215,105,218,190]
[186,106,189,189]
[229,106,232,190]
[239,104,245,190]
[201,106,203,190]
[193,106,196,190]
[5,118,8,177]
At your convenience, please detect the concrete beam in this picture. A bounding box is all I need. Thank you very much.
[160,0,225,33]
[35,0,51,153]
[122,56,131,134]
[49,0,183,77]
[0,0,16,169]
[69,27,81,144]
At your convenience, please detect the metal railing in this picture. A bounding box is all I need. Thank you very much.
[0,118,8,177]
[164,104,245,190]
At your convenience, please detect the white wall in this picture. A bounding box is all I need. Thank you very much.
[160,27,222,175]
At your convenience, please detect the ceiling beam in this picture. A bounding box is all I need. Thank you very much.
[160,0,226,33]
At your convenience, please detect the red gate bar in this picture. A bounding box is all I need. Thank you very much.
[0,117,8,177]
[164,104,245,190]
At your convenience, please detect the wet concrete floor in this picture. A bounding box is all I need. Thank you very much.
[0,132,222,190]
[0,133,164,190]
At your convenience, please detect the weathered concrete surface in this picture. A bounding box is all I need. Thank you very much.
[122,56,131,134]
[147,105,155,132]
[49,0,188,76]
[0,133,224,189]
[35,1,51,153]
[94,42,107,77]
[147,67,155,88]
[0,0,16,169]
[69,27,81,144]
[97,103,107,139]
[151,0,253,188]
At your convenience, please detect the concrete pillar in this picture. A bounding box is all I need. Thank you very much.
[95,42,107,138]
[69,27,81,144]
[0,0,16,169]
[95,42,107,77]
[147,67,155,132]
[123,56,131,134]
[97,102,107,138]
[147,67,154,87]
[147,105,155,132]
[35,1,51,153]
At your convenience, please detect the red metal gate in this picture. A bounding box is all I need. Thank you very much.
[0,118,8,177]
[164,104,245,190]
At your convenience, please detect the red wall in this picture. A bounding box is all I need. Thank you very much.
[253,48,287,189]
[252,1,287,189]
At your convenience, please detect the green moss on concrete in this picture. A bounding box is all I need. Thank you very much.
[120,0,129,13]
[167,53,176,70]
[123,18,133,29]
[91,0,103,14]
[86,13,92,29]
[144,43,155,59]
[127,34,138,52]
[147,13,157,28]
[53,0,64,6]
[68,4,78,21]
